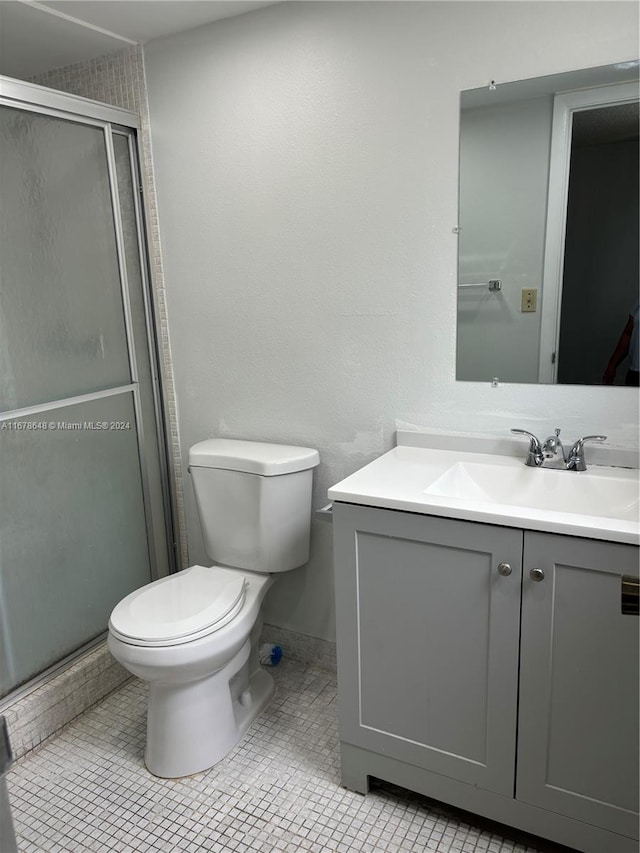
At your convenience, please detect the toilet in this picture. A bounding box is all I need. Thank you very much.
[108,438,319,778]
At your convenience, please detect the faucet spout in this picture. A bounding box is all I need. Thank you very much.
[541,428,567,469]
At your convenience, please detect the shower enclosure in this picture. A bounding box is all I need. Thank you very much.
[0,78,175,699]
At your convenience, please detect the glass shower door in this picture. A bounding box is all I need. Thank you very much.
[0,102,172,697]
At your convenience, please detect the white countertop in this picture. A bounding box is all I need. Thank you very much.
[328,443,640,545]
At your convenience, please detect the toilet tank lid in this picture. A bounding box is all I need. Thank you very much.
[189,439,319,476]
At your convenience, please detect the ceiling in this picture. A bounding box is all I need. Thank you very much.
[0,0,280,78]
[572,101,639,146]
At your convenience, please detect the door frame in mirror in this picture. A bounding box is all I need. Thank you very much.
[538,81,638,383]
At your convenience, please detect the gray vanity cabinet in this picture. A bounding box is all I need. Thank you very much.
[333,501,639,853]
[332,503,523,795]
[517,533,639,839]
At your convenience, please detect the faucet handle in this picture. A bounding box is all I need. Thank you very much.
[511,428,542,448]
[567,435,607,471]
[571,435,607,451]
[511,429,544,467]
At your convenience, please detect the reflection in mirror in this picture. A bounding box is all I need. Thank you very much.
[456,62,639,385]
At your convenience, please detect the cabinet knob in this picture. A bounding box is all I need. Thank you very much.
[530,567,545,582]
[497,562,512,576]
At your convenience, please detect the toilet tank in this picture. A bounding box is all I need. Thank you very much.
[188,439,320,573]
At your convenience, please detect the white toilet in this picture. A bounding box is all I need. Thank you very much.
[108,438,319,778]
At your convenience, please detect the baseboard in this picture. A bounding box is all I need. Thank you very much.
[260,623,336,672]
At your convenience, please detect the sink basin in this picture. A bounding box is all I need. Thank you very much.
[424,460,640,521]
[327,444,640,544]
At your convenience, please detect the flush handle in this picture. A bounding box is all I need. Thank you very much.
[497,562,512,576]
[530,567,545,582]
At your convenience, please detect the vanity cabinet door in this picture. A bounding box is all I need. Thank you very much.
[333,503,522,796]
[517,533,639,841]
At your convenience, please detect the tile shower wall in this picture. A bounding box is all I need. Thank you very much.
[28,45,187,571]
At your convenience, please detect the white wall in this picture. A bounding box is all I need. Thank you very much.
[144,1,639,642]
[458,96,552,382]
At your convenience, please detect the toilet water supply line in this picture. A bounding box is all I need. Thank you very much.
[259,644,283,666]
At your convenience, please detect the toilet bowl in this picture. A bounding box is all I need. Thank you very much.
[108,566,274,777]
[108,439,319,778]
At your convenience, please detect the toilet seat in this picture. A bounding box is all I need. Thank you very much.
[109,565,247,647]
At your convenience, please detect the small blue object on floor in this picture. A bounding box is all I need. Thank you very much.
[258,643,283,666]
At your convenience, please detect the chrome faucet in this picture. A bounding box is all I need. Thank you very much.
[511,429,607,471]
[566,435,607,471]
[510,429,544,467]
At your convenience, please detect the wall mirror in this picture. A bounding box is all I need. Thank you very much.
[456,61,639,385]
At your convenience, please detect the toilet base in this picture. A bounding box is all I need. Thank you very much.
[144,640,275,778]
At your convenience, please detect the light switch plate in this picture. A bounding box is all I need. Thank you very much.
[521,288,537,312]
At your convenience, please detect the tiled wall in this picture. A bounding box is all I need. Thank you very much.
[28,45,188,570]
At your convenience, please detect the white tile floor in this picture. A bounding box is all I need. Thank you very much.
[7,660,569,853]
